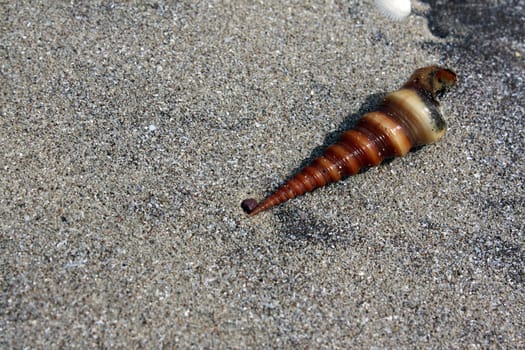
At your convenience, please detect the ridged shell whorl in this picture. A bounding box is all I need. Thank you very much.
[243,66,457,216]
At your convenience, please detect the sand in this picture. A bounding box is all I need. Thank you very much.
[1,1,523,348]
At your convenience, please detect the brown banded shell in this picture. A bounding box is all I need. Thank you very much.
[244,66,457,216]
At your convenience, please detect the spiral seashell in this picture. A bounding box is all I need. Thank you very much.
[375,0,411,21]
[242,66,457,216]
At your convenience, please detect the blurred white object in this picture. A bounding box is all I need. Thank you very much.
[375,0,411,20]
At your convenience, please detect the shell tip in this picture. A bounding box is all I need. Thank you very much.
[241,198,259,215]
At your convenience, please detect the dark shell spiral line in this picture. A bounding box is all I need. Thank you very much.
[243,66,457,216]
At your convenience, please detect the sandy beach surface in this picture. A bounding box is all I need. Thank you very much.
[2,1,523,348]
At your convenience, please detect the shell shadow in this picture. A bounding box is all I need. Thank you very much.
[275,205,357,246]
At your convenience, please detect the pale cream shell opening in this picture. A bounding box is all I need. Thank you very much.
[387,89,447,145]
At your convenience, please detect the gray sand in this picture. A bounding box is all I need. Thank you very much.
[1,1,523,348]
